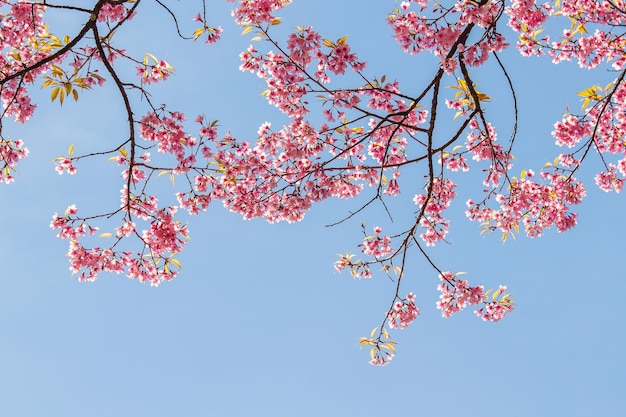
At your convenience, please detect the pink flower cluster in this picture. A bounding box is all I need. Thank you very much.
[465,120,510,187]
[436,271,484,318]
[413,178,456,246]
[360,226,393,258]
[54,157,77,175]
[551,80,626,194]
[0,138,28,183]
[50,204,185,286]
[474,285,515,322]
[136,58,174,85]
[240,27,365,119]
[506,0,626,69]
[387,293,420,329]
[466,169,585,238]
[97,2,135,24]
[227,0,292,25]
[192,14,222,45]
[141,207,189,256]
[388,0,508,71]
[139,110,196,171]
[0,3,48,124]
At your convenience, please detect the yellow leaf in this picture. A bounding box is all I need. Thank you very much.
[144,52,158,64]
[385,343,396,352]
[322,38,334,48]
[68,143,75,156]
[270,17,282,25]
[72,89,79,101]
[192,27,204,40]
[50,86,59,102]
[156,170,169,178]
[581,98,590,110]
[170,172,175,186]
[250,36,262,42]
[170,258,182,269]
[118,148,127,157]
[241,26,253,35]
[99,232,113,238]
[370,348,376,360]
[370,327,378,338]
[337,35,348,45]
[359,338,372,347]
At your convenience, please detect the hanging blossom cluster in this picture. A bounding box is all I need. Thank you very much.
[413,178,457,246]
[388,293,420,330]
[227,0,292,25]
[466,169,586,238]
[436,272,513,322]
[0,138,28,183]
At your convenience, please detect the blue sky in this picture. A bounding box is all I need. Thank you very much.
[1,1,624,416]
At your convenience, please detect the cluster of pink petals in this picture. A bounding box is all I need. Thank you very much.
[136,59,174,85]
[466,169,585,238]
[139,110,196,171]
[50,204,184,286]
[387,292,420,329]
[507,0,626,69]
[54,157,77,175]
[436,271,484,318]
[193,13,223,45]
[141,207,189,256]
[474,285,514,322]
[360,226,393,258]
[413,178,456,246]
[388,0,508,70]
[240,27,365,119]
[0,3,48,125]
[97,2,135,23]
[227,0,292,25]
[551,80,626,194]
[465,120,510,187]
[0,138,28,183]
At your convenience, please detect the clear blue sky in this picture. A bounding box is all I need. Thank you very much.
[1,1,624,416]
